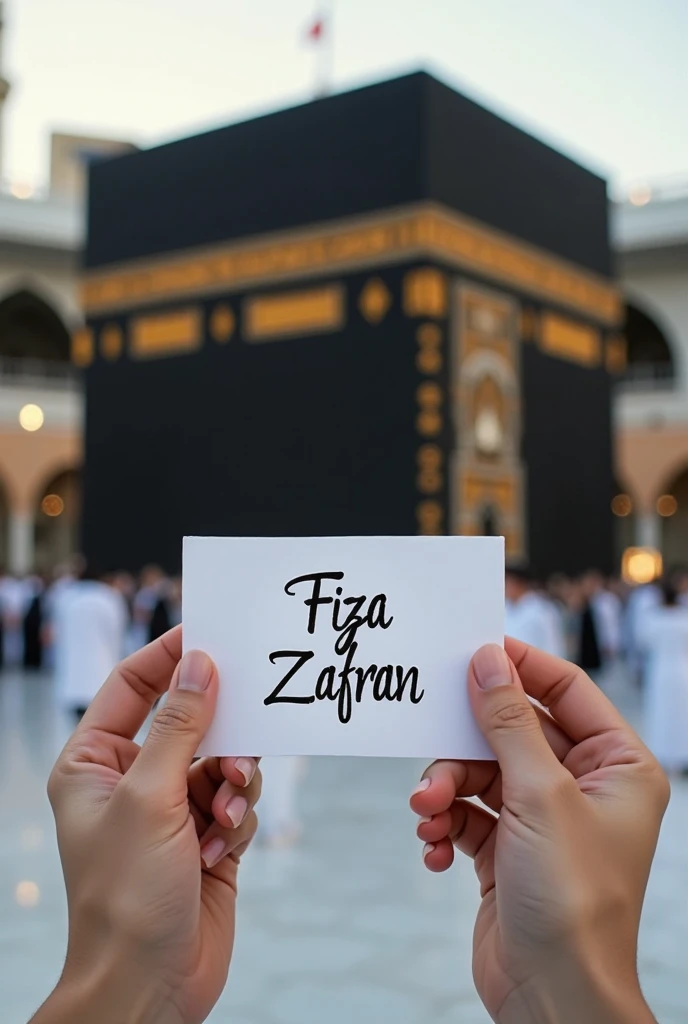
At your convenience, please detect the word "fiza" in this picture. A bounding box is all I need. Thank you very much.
[264,571,423,724]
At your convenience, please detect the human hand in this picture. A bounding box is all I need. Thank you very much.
[410,639,668,1024]
[36,626,261,1024]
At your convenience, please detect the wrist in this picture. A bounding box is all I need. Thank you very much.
[500,960,655,1024]
[34,956,182,1024]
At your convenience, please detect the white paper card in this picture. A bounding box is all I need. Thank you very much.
[184,536,503,759]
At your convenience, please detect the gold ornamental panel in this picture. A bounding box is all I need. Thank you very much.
[605,334,627,374]
[100,323,124,361]
[130,308,203,359]
[359,278,392,324]
[416,500,444,535]
[539,312,601,366]
[210,303,236,343]
[244,285,345,341]
[71,327,94,367]
[416,411,443,438]
[404,267,448,318]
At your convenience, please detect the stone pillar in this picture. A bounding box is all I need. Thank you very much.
[636,512,660,551]
[8,510,34,575]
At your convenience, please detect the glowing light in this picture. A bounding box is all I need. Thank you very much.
[628,183,652,207]
[611,494,633,517]
[41,494,64,517]
[10,182,34,199]
[19,404,44,431]
[15,881,40,907]
[656,494,678,517]
[622,547,662,585]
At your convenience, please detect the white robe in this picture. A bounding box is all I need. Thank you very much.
[641,606,688,771]
[505,593,566,658]
[55,581,127,710]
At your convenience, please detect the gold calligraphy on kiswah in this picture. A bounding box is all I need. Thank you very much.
[82,204,621,326]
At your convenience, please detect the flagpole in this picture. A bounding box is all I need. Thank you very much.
[317,0,334,98]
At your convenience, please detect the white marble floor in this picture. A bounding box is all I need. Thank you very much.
[0,667,686,1024]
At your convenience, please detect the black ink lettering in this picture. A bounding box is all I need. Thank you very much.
[373,665,394,701]
[284,571,344,635]
[264,650,316,706]
[368,593,394,631]
[315,664,336,700]
[395,665,420,701]
[355,663,377,702]
[410,669,425,704]
[333,595,367,655]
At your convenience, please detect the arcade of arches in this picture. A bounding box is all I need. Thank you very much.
[615,301,688,572]
[0,288,82,573]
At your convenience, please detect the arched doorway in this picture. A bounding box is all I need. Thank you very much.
[623,303,674,387]
[0,288,71,373]
[34,468,81,572]
[659,466,688,571]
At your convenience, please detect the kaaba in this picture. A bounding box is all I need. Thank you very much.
[75,71,623,578]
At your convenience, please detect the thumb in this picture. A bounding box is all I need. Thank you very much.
[130,649,218,796]
[469,644,565,798]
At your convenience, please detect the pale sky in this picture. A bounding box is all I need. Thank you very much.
[3,0,688,194]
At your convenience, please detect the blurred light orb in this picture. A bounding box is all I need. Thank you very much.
[656,494,678,517]
[19,403,44,431]
[10,182,34,199]
[15,881,40,908]
[41,494,64,517]
[628,183,652,207]
[611,493,633,517]
[622,547,662,585]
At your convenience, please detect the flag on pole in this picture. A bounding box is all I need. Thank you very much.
[306,17,325,43]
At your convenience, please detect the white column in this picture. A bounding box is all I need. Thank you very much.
[636,512,660,551]
[9,510,34,575]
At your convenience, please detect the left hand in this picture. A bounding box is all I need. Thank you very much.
[39,626,261,1024]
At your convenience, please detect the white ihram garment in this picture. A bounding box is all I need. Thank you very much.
[55,581,127,711]
[640,606,688,772]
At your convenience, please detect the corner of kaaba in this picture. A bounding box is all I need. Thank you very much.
[76,70,622,579]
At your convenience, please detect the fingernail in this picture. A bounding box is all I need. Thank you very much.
[177,650,213,692]
[422,843,436,861]
[473,644,512,691]
[226,795,248,829]
[411,778,431,797]
[234,757,257,787]
[200,836,226,869]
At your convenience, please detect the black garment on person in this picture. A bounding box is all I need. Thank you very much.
[577,602,601,672]
[149,597,172,644]
[23,595,43,670]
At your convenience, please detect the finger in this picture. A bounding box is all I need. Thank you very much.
[417,798,497,853]
[211,773,263,831]
[81,626,182,741]
[187,757,225,831]
[220,756,260,789]
[417,808,455,843]
[127,650,218,800]
[505,637,635,745]
[410,707,574,817]
[469,644,570,799]
[199,810,259,870]
[421,836,455,873]
[410,761,499,816]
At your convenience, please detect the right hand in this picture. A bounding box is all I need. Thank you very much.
[411,639,669,1024]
